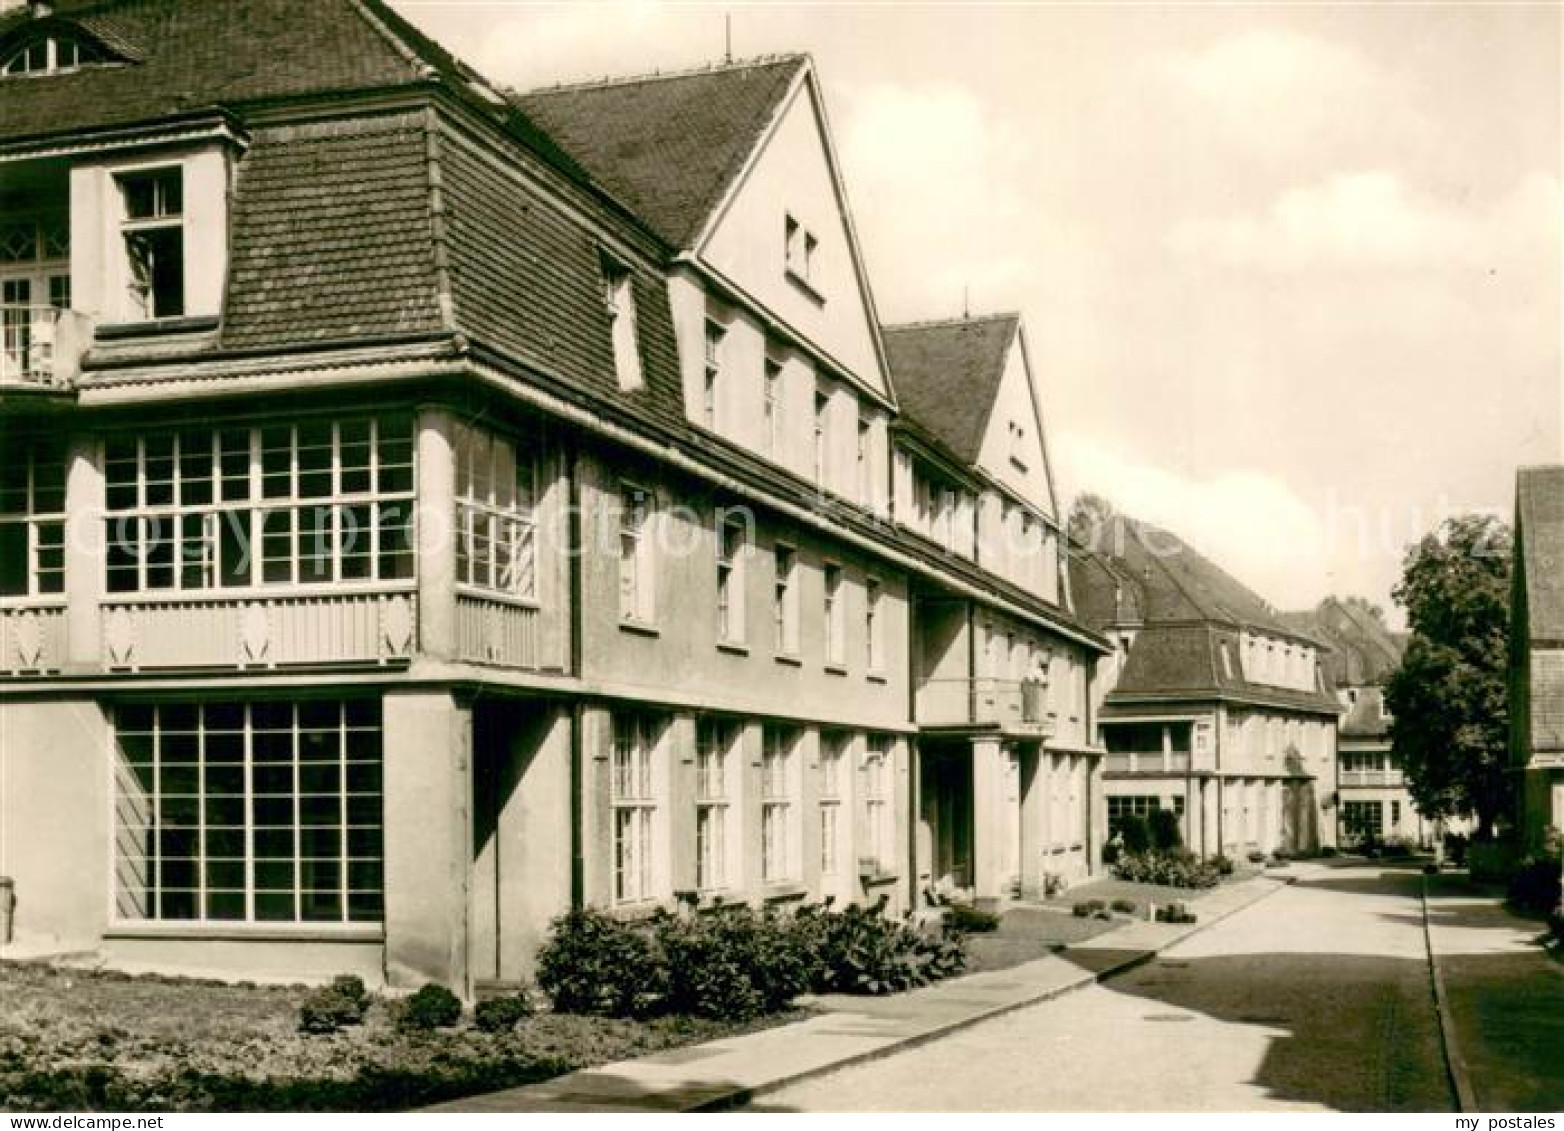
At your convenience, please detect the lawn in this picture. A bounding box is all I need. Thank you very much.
[0,961,804,1112]
[962,907,1119,975]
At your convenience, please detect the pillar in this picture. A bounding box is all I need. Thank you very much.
[63,434,103,672]
[971,738,1006,904]
[383,689,471,992]
[415,407,458,661]
[1019,744,1046,896]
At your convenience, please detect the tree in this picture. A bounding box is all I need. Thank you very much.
[1067,493,1117,549]
[1383,515,1512,837]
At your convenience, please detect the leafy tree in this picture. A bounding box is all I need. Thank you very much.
[1383,515,1511,837]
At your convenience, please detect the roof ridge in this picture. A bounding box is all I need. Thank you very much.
[518,52,807,98]
[883,311,1021,332]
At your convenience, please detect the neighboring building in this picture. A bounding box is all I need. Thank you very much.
[1283,597,1436,848]
[0,0,1107,992]
[883,313,1106,903]
[1073,518,1341,858]
[1510,466,1564,850]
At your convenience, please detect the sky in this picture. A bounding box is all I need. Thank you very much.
[392,0,1562,623]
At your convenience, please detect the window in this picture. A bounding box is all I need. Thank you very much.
[862,735,893,872]
[702,319,723,428]
[611,713,662,903]
[1008,420,1029,471]
[1390,800,1402,828]
[864,577,883,673]
[761,726,797,882]
[695,717,736,891]
[3,33,105,76]
[813,391,829,487]
[715,509,747,645]
[618,484,655,624]
[1107,794,1161,837]
[113,700,383,925]
[819,732,845,875]
[823,563,845,668]
[0,436,65,598]
[784,214,819,285]
[104,416,414,594]
[856,413,872,505]
[1342,800,1384,845]
[456,423,539,600]
[773,545,799,655]
[600,255,643,391]
[763,355,784,456]
[118,168,184,320]
[2,213,70,381]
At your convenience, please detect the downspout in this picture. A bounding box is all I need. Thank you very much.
[566,442,585,908]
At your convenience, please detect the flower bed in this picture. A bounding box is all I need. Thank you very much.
[0,961,801,1112]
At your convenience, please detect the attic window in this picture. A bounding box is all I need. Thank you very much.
[599,251,643,391]
[784,213,822,299]
[1009,421,1029,472]
[3,33,106,76]
[118,167,185,320]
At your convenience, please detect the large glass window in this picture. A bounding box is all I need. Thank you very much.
[618,484,656,624]
[104,415,413,594]
[611,712,662,903]
[862,735,893,872]
[819,731,845,876]
[0,436,65,598]
[113,700,382,925]
[455,423,538,600]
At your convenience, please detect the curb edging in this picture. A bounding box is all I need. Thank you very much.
[1420,875,1479,1114]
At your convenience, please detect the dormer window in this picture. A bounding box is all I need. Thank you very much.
[118,167,184,320]
[702,318,724,428]
[2,32,106,76]
[599,252,643,391]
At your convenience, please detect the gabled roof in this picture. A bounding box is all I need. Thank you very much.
[1516,465,1564,644]
[882,314,1019,466]
[1279,597,1403,687]
[0,0,428,146]
[512,56,808,250]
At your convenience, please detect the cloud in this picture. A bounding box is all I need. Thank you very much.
[1167,170,1561,271]
[836,81,1047,318]
[1054,430,1337,609]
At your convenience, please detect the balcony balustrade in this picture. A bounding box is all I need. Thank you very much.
[1,306,90,389]
[916,677,1054,735]
[0,603,67,675]
[1339,769,1404,788]
[455,592,541,669]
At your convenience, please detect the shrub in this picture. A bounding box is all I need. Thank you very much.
[1270,848,1292,864]
[1549,907,1563,946]
[1110,899,1138,915]
[1120,815,1152,855]
[1102,839,1120,866]
[537,908,669,1018]
[1321,845,1339,858]
[796,900,965,996]
[656,906,814,1020]
[1507,856,1562,916]
[945,903,1001,934]
[1072,898,1107,918]
[1043,872,1067,897]
[1156,901,1197,924]
[1423,863,1440,876]
[298,975,371,1035]
[1444,833,1470,866]
[1209,853,1235,876]
[1148,808,1183,852]
[473,993,535,1033]
[395,984,463,1032]
[1246,850,1266,864]
[1112,851,1220,890]
[1382,837,1416,859]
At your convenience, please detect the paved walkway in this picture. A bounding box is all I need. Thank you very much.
[760,863,1452,1112]
[425,873,1290,1113]
[1423,873,1564,1113]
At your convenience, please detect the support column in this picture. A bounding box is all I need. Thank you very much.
[383,690,471,992]
[415,407,458,662]
[971,738,1006,904]
[63,434,103,672]
[1019,744,1045,896]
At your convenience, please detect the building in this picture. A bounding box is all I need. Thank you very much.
[0,0,1107,992]
[1510,465,1564,850]
[883,313,1107,904]
[1282,597,1438,848]
[1072,517,1341,858]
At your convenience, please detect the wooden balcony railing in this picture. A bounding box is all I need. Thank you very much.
[916,677,1054,734]
[2,305,90,388]
[1339,770,1404,788]
[456,592,541,669]
[100,590,417,671]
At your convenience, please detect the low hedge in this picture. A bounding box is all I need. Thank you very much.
[535,899,968,1021]
[1112,850,1220,889]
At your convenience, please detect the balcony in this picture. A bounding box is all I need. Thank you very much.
[1104,751,1192,775]
[2,306,90,391]
[1340,770,1404,788]
[917,677,1054,736]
